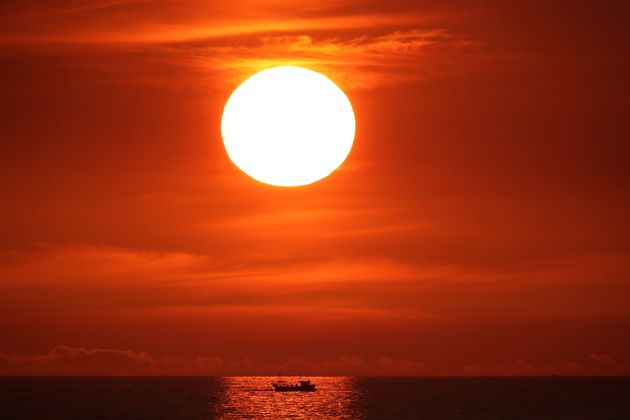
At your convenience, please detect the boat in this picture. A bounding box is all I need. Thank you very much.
[272,378,316,392]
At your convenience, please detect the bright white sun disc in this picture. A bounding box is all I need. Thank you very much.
[221,66,356,187]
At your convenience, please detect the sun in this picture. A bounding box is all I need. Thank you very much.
[221,66,356,187]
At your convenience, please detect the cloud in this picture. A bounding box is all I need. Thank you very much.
[0,2,427,45]
[589,353,618,367]
[44,0,145,14]
[0,245,208,288]
[156,355,253,376]
[0,346,425,376]
[463,354,630,376]
[0,346,155,375]
[4,346,630,376]
[0,243,430,312]
[0,28,486,90]
[279,355,426,376]
[0,0,493,89]
[2,245,630,323]
[169,29,482,89]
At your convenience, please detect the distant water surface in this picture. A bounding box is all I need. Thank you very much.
[2,376,630,419]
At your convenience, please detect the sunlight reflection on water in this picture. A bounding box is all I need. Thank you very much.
[2,377,630,419]
[214,376,364,419]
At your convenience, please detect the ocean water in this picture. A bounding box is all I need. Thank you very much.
[1,376,629,419]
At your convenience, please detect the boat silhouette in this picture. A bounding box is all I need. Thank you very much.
[272,378,316,392]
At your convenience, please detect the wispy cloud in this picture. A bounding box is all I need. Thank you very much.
[0,0,491,89]
[0,346,155,376]
[2,245,629,322]
[463,354,630,376]
[0,245,208,287]
[0,8,425,45]
[3,346,629,376]
[0,345,427,375]
[168,29,481,89]
[0,244,431,316]
[0,30,487,95]
[45,0,147,14]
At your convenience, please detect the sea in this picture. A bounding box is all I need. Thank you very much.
[1,376,629,419]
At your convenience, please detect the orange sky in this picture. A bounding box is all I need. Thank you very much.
[1,0,629,376]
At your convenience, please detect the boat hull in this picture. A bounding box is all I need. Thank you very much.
[272,384,316,392]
